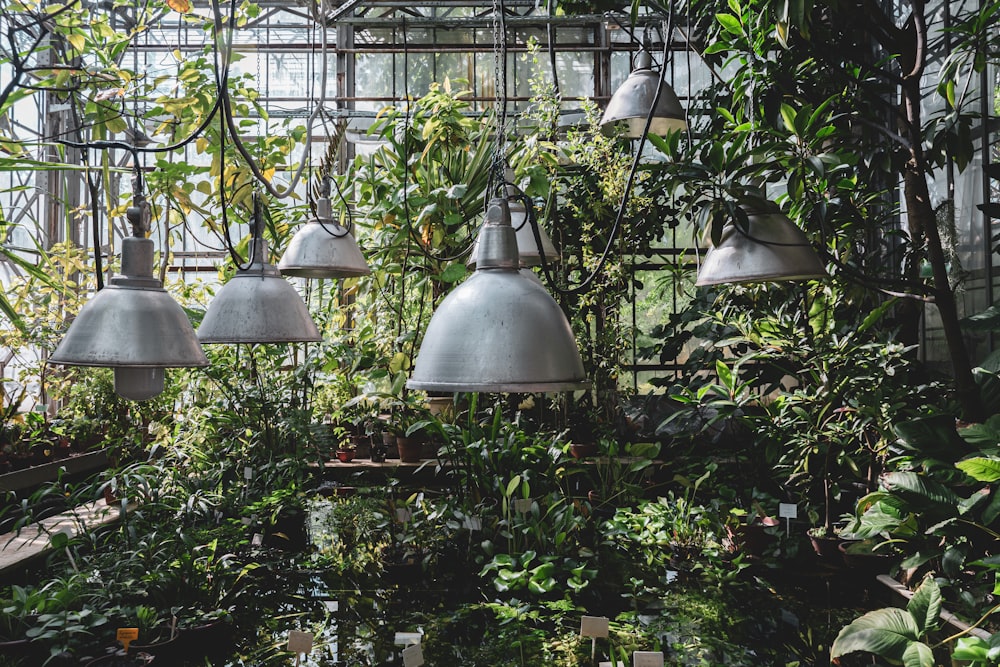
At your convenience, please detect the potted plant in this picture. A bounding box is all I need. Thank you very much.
[386,396,432,463]
[334,442,357,463]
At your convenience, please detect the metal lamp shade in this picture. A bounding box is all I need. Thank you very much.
[695,208,828,286]
[49,237,208,400]
[601,51,686,138]
[278,197,371,279]
[198,239,321,344]
[467,197,558,268]
[408,198,587,393]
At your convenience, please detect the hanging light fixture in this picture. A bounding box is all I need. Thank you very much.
[601,49,686,138]
[198,194,322,344]
[50,187,208,401]
[407,0,586,393]
[695,203,829,286]
[408,198,587,392]
[467,170,557,269]
[278,177,370,279]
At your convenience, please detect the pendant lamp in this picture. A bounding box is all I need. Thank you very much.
[601,50,686,138]
[198,198,321,344]
[50,199,208,401]
[467,172,557,268]
[407,198,587,393]
[695,203,828,286]
[278,183,371,279]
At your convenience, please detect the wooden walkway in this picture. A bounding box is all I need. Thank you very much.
[0,499,123,575]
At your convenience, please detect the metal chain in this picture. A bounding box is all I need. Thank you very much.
[490,0,507,194]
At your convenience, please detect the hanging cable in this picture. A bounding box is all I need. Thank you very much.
[531,5,676,297]
[210,0,320,200]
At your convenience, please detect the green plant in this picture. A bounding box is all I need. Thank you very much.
[842,414,1000,620]
[0,585,49,640]
[601,467,746,584]
[831,574,950,666]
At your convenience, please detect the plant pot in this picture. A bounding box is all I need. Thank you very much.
[383,431,399,459]
[0,637,44,660]
[569,442,600,459]
[396,436,422,463]
[736,523,776,557]
[84,650,155,666]
[838,540,893,575]
[130,630,182,661]
[352,435,371,459]
[809,533,844,564]
[335,449,356,463]
[178,619,233,658]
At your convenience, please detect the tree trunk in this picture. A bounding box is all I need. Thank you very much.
[899,36,986,421]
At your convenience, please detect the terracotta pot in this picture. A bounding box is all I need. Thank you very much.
[335,449,356,463]
[569,442,600,459]
[396,436,422,463]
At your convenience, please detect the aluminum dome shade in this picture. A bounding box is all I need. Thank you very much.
[600,51,687,138]
[696,206,828,285]
[50,236,208,369]
[408,198,587,393]
[197,238,322,344]
[278,197,371,279]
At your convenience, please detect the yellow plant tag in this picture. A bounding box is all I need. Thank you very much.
[116,628,139,652]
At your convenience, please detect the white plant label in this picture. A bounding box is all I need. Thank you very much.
[514,497,533,514]
[396,508,412,523]
[778,503,798,519]
[244,466,253,480]
[402,643,424,667]
[252,533,263,546]
[633,651,664,667]
[579,615,610,638]
[287,630,312,653]
[463,515,482,531]
[394,631,422,646]
[324,600,339,612]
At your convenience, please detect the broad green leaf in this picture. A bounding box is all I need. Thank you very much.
[956,456,1000,482]
[858,298,897,334]
[66,32,86,52]
[831,608,919,661]
[883,472,961,510]
[504,475,521,499]
[901,641,934,667]
[388,351,409,374]
[716,13,743,35]
[715,359,733,391]
[894,416,969,459]
[951,636,990,662]
[906,576,941,636]
[438,262,467,283]
[780,103,798,135]
[958,414,1000,446]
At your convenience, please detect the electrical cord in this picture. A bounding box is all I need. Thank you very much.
[531,7,675,298]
